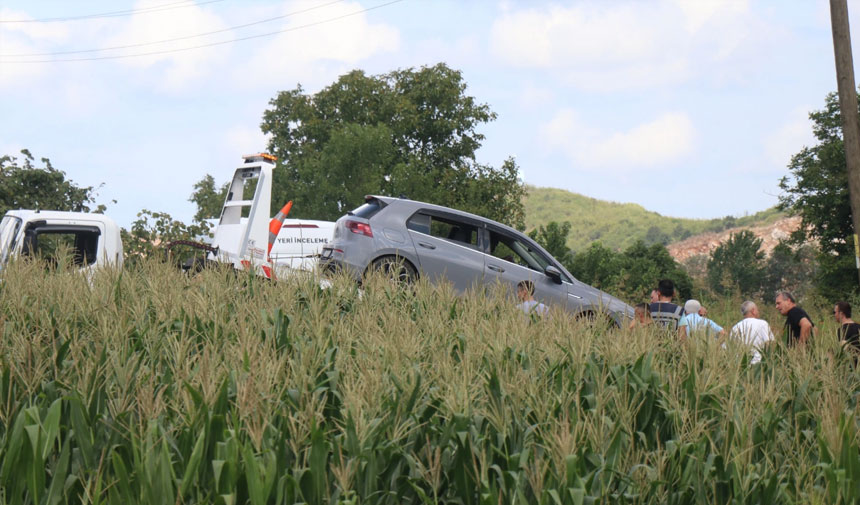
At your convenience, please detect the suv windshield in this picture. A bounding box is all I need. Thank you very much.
[0,216,22,268]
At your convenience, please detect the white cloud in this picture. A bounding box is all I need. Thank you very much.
[490,0,763,91]
[763,106,815,168]
[0,8,71,86]
[239,1,399,89]
[224,125,271,157]
[0,8,71,42]
[517,82,554,109]
[104,0,230,92]
[541,109,695,170]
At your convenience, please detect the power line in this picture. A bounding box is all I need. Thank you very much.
[2,0,345,57]
[1,0,405,64]
[0,0,226,24]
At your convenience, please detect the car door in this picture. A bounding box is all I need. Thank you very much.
[483,227,574,310]
[405,210,487,292]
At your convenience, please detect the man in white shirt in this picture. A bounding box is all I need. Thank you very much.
[730,300,774,364]
[516,280,548,317]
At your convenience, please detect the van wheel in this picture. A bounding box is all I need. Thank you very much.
[370,256,417,285]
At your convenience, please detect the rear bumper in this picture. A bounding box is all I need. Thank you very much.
[320,247,364,281]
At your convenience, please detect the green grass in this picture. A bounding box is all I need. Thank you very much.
[0,258,858,504]
[525,186,785,253]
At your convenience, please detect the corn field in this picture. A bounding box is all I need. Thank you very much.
[1,258,860,504]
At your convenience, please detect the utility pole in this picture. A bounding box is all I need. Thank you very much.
[830,0,860,285]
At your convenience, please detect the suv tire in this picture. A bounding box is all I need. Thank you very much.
[369,255,417,285]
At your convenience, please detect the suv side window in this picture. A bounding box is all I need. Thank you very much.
[407,211,479,249]
[488,228,570,281]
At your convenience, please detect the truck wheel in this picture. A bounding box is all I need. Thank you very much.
[370,256,416,285]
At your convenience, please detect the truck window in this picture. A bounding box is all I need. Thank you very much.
[23,226,101,267]
[0,216,22,266]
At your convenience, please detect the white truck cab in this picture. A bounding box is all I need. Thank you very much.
[0,210,123,272]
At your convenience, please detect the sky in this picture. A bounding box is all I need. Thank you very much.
[0,0,856,228]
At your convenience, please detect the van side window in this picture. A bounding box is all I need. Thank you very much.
[407,212,479,249]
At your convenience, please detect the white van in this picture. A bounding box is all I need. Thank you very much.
[203,216,334,272]
[269,218,335,270]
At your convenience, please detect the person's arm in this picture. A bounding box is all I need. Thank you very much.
[679,324,687,341]
[799,317,813,344]
[709,320,724,338]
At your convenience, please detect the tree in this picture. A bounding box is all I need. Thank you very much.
[0,149,105,215]
[706,230,765,296]
[644,226,670,246]
[568,240,692,302]
[529,221,573,270]
[260,63,526,228]
[762,242,818,298]
[779,91,857,298]
[121,209,211,265]
[189,174,227,222]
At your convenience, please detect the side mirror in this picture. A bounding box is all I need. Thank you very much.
[545,265,562,284]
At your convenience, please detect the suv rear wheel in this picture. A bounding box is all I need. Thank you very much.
[369,255,417,285]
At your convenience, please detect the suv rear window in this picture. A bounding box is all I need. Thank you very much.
[349,198,385,219]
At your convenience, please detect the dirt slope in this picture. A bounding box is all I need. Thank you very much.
[666,216,803,262]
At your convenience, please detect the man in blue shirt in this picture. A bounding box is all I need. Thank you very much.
[683,299,725,339]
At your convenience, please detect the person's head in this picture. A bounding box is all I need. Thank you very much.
[684,299,701,316]
[649,289,659,303]
[775,292,796,315]
[634,302,651,322]
[517,280,535,302]
[657,279,675,300]
[835,301,852,323]
[741,300,759,319]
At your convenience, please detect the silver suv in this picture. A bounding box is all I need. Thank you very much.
[321,196,633,325]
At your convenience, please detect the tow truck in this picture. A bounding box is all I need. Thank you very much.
[173,153,334,278]
[0,153,333,278]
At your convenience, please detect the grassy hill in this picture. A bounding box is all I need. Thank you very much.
[524,186,784,253]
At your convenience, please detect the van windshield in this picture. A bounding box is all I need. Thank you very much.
[0,216,22,268]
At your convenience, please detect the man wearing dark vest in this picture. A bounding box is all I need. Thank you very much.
[649,279,688,339]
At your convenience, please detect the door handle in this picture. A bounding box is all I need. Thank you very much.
[487,264,505,273]
[418,242,436,250]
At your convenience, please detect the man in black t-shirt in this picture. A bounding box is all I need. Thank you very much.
[835,301,860,354]
[775,291,814,347]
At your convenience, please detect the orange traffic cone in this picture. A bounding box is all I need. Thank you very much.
[267,201,293,259]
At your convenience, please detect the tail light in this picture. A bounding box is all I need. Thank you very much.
[345,220,373,237]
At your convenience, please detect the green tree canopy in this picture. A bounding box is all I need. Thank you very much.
[529,221,574,270]
[260,63,526,228]
[779,91,857,298]
[189,174,227,222]
[706,230,765,296]
[568,240,692,302]
[0,149,104,215]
